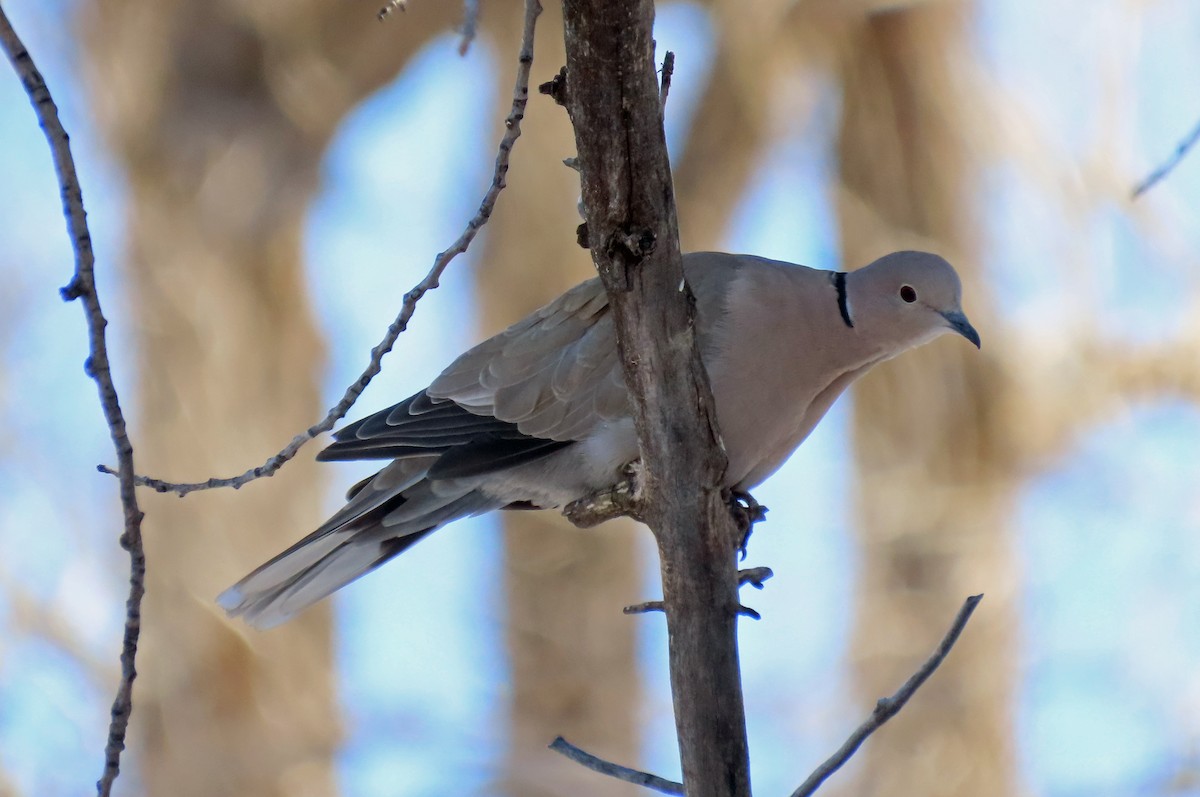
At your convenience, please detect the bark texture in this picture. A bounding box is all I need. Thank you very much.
[560,1,751,795]
[80,1,456,794]
[478,4,643,795]
[835,5,1019,797]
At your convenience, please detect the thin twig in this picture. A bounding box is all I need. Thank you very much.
[457,0,480,55]
[549,737,684,795]
[101,0,543,497]
[736,604,761,620]
[737,566,773,589]
[789,594,984,797]
[623,568,773,616]
[623,600,664,615]
[0,9,147,796]
[659,50,674,111]
[1133,116,1200,198]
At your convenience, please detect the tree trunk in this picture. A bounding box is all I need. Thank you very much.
[80,1,455,794]
[835,5,1019,797]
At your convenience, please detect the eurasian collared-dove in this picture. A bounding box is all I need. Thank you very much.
[220,250,979,627]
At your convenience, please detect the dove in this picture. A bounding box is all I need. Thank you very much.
[219,250,980,627]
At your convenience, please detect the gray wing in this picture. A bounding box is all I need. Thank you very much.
[325,254,745,474]
[427,276,628,441]
[316,280,621,479]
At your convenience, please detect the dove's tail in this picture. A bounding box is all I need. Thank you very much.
[218,477,501,629]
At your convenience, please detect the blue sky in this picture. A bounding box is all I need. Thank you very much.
[3,1,1200,796]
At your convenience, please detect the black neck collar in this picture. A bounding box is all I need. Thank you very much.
[834,272,854,328]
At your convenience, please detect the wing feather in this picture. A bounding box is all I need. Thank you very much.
[427,277,626,441]
[318,389,570,475]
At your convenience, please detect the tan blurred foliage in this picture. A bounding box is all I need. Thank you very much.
[79,0,458,794]
[825,2,1200,795]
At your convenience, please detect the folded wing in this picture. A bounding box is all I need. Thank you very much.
[428,276,628,441]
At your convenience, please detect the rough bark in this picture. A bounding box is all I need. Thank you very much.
[835,5,1019,797]
[79,1,455,794]
[559,1,751,795]
[476,4,643,795]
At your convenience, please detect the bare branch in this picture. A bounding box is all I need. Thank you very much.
[1133,115,1200,198]
[0,9,147,796]
[457,0,480,55]
[735,605,761,620]
[625,570,771,617]
[789,594,984,797]
[549,737,684,795]
[737,566,773,589]
[623,600,664,615]
[101,0,543,497]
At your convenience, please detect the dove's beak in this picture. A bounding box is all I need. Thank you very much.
[941,310,981,349]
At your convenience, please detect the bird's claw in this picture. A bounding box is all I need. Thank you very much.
[727,489,768,560]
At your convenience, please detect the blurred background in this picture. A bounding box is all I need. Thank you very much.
[2,0,1200,795]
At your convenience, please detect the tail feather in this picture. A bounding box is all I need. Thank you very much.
[218,479,500,628]
[219,529,436,629]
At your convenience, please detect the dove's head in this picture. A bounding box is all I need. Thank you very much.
[848,250,981,351]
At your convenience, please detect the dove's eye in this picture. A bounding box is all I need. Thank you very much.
[899,285,917,303]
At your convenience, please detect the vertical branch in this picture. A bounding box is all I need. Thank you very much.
[558,2,751,796]
[0,8,146,797]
